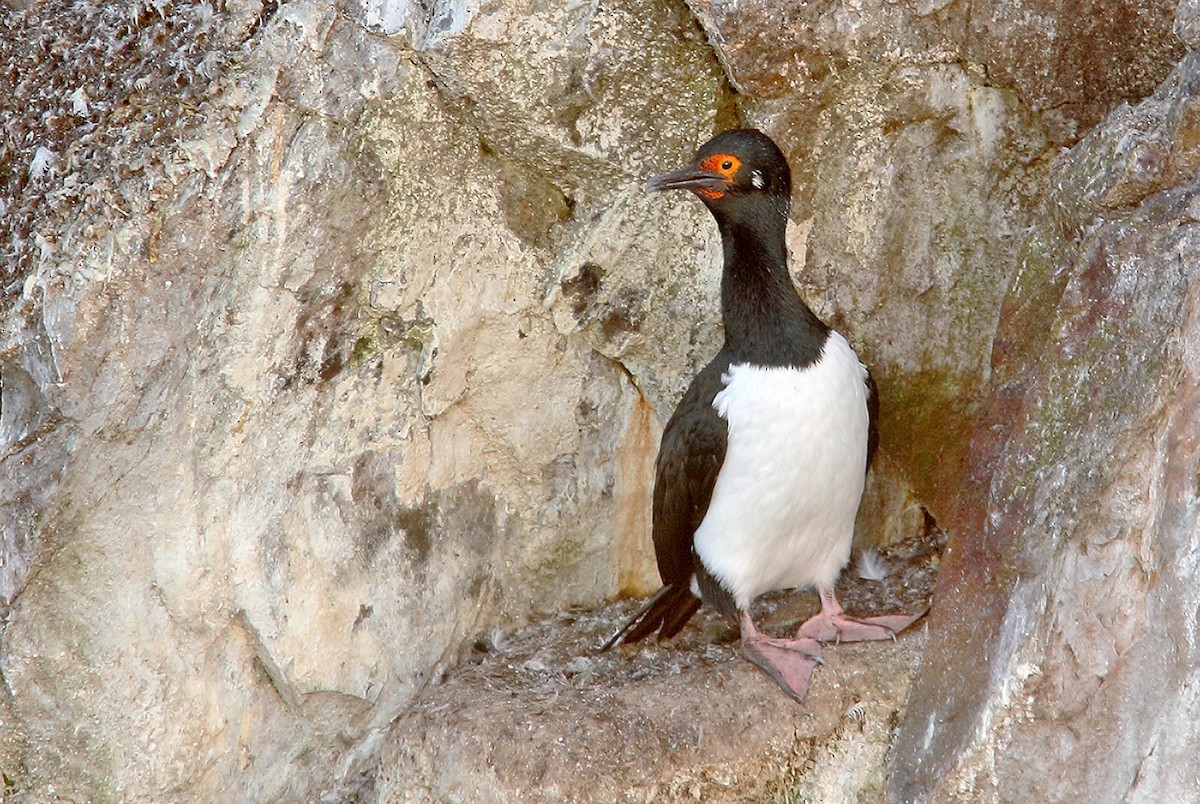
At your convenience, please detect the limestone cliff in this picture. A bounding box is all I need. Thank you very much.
[1,0,1196,800]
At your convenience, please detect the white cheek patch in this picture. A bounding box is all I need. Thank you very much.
[751,170,765,190]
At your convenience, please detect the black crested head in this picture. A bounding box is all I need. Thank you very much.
[645,128,792,221]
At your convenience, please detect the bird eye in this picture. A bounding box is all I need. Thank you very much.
[721,160,734,171]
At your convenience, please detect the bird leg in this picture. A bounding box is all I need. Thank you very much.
[795,586,925,643]
[738,610,824,702]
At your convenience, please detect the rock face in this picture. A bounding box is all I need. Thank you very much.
[0,0,1197,800]
[892,50,1200,801]
[2,0,722,797]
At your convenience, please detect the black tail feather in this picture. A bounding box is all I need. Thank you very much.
[657,592,703,640]
[601,584,702,651]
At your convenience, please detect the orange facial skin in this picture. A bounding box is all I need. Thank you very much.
[694,153,741,199]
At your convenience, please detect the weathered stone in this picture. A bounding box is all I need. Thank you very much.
[380,616,924,804]
[0,0,701,796]
[376,533,940,803]
[892,51,1200,802]
[964,0,1187,138]
[2,0,1198,799]
[688,0,1188,525]
[1179,0,1200,48]
[682,0,1044,523]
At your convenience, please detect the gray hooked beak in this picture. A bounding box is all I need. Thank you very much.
[645,166,728,194]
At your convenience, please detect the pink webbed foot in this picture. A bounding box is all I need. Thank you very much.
[796,610,925,642]
[739,611,824,702]
[796,587,926,644]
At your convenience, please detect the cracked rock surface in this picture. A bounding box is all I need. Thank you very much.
[1,0,1198,800]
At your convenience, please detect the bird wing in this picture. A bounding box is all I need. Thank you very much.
[601,360,729,650]
[865,366,879,469]
[651,360,729,587]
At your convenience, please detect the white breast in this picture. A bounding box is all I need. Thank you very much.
[692,332,869,609]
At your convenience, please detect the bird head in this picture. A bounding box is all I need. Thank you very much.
[645,128,792,218]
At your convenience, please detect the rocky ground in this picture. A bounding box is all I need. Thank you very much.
[375,531,943,802]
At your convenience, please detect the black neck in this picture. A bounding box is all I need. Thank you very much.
[714,199,829,368]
